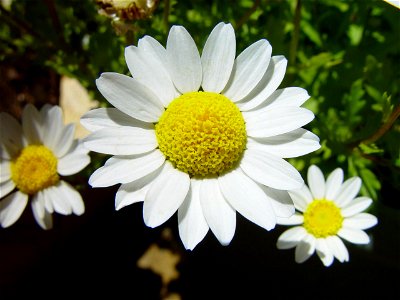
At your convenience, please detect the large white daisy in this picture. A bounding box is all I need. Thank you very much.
[276,165,378,266]
[81,22,320,250]
[0,104,91,229]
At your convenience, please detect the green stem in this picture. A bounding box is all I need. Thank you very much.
[44,0,66,47]
[362,104,400,145]
[0,4,44,41]
[163,0,170,33]
[235,0,261,30]
[289,0,301,66]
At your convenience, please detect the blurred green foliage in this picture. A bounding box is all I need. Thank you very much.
[1,0,399,207]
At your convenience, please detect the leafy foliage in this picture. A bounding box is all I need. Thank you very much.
[1,0,399,207]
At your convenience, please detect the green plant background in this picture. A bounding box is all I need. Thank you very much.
[0,0,399,298]
[2,0,398,204]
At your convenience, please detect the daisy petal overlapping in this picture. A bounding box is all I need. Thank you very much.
[81,22,320,249]
[0,105,90,229]
[276,165,378,266]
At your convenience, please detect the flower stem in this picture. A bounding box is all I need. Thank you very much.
[362,104,400,145]
[0,4,44,41]
[44,0,66,48]
[289,0,302,66]
[235,0,261,30]
[163,0,170,33]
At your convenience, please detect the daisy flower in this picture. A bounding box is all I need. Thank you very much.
[0,104,91,229]
[81,22,320,250]
[276,165,378,266]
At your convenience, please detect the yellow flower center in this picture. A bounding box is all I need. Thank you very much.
[155,91,247,177]
[303,199,343,238]
[11,145,59,195]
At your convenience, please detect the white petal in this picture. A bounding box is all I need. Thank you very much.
[36,208,53,229]
[270,87,310,107]
[116,184,148,210]
[1,160,11,182]
[41,192,53,214]
[178,179,209,250]
[239,87,310,112]
[288,184,313,212]
[59,181,85,215]
[238,56,287,111]
[334,177,362,207]
[325,235,349,262]
[337,227,370,244]
[22,104,42,145]
[46,185,73,215]
[83,127,157,156]
[200,177,236,245]
[0,145,9,160]
[201,22,236,93]
[41,105,64,150]
[246,128,320,158]
[80,108,153,132]
[0,191,28,228]
[260,185,294,218]
[276,226,307,249]
[0,179,15,198]
[138,35,168,68]
[325,168,343,200]
[218,168,276,231]
[276,213,304,225]
[244,106,315,138]
[307,165,325,200]
[342,213,378,230]
[115,167,163,211]
[96,72,164,122]
[57,140,90,176]
[52,123,75,157]
[0,112,22,139]
[138,36,179,105]
[340,197,373,217]
[89,150,165,187]
[223,40,272,101]
[125,44,177,107]
[316,238,334,267]
[240,149,304,190]
[295,233,316,263]
[0,112,23,157]
[39,104,52,118]
[31,192,45,219]
[31,192,53,230]
[166,25,202,93]
[143,161,190,228]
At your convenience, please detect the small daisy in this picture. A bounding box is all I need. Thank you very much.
[81,22,320,249]
[0,104,91,229]
[276,165,378,266]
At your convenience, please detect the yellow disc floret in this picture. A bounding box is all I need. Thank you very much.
[303,199,343,238]
[155,91,247,177]
[11,145,59,195]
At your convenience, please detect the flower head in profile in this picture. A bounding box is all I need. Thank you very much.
[0,104,91,229]
[81,22,320,250]
[276,165,378,266]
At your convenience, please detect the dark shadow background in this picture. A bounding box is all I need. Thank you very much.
[0,60,398,298]
[0,184,399,299]
[1,1,399,299]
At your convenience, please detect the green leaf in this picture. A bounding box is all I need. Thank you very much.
[359,143,384,155]
[348,24,363,46]
[301,20,323,47]
[359,168,381,200]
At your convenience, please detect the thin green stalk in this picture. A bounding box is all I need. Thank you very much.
[362,104,400,145]
[163,0,170,32]
[44,0,66,47]
[235,0,261,30]
[289,0,301,66]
